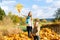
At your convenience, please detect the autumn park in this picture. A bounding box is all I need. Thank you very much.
[0,0,60,40]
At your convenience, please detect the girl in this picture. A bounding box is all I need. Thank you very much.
[21,11,33,38]
[32,19,40,40]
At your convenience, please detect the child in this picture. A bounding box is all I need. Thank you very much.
[21,11,33,38]
[26,11,33,38]
[32,19,40,40]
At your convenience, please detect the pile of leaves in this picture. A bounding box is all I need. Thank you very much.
[40,28,60,40]
[0,28,60,40]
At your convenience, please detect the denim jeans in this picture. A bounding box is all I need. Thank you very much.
[34,36,40,40]
[27,26,32,38]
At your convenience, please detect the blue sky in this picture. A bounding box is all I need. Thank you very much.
[0,0,60,19]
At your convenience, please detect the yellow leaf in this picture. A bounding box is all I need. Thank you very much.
[15,3,23,13]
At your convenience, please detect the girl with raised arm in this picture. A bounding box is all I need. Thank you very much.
[21,11,33,38]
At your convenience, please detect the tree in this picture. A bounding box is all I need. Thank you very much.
[8,12,20,24]
[8,12,12,18]
[20,17,26,25]
[0,7,6,20]
[11,15,20,24]
[55,8,60,20]
[8,12,26,25]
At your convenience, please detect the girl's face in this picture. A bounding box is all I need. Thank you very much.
[28,12,32,17]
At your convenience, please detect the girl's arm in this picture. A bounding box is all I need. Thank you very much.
[21,13,27,18]
[32,20,34,28]
[31,17,34,28]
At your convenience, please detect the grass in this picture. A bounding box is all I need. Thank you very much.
[19,25,27,31]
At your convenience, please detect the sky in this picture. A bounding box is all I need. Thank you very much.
[0,0,60,19]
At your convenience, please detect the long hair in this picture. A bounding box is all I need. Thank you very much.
[28,11,32,17]
[27,11,32,20]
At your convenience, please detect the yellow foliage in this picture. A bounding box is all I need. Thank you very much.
[16,3,23,13]
[0,28,60,40]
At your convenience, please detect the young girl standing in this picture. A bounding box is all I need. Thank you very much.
[32,19,40,40]
[21,11,33,38]
[26,11,33,38]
